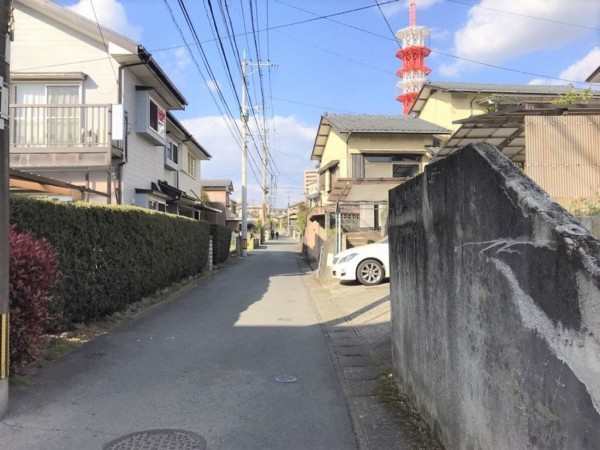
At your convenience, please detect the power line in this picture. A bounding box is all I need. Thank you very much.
[271,96,358,113]
[374,0,398,46]
[88,0,119,86]
[275,30,393,75]
[162,0,242,149]
[203,0,243,116]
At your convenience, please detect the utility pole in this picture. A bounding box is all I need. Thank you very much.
[240,54,248,256]
[240,56,275,251]
[261,125,268,231]
[0,0,12,418]
[287,195,290,237]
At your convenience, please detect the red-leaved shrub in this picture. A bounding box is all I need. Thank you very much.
[9,225,60,370]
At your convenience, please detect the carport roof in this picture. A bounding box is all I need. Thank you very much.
[432,103,600,163]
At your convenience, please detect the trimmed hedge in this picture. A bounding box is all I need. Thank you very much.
[10,197,210,328]
[210,223,232,264]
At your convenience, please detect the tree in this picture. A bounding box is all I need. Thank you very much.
[296,204,309,236]
[552,88,592,105]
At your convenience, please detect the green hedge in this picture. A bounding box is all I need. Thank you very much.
[10,197,209,328]
[210,223,232,264]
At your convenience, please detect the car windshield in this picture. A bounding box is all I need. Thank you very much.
[378,237,388,244]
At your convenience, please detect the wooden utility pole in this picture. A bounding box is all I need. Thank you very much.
[0,0,12,418]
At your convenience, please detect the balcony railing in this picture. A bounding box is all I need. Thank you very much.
[9,104,125,168]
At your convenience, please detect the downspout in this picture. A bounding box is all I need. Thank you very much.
[346,131,353,178]
[469,92,481,117]
[115,59,147,204]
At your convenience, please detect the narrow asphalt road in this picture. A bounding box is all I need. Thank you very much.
[0,238,357,449]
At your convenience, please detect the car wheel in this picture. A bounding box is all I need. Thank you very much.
[356,259,384,286]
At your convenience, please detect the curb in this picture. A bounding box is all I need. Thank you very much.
[296,254,402,449]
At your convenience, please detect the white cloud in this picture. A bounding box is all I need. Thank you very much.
[560,47,600,83]
[206,80,221,92]
[181,115,316,207]
[527,47,600,85]
[66,0,142,41]
[156,47,192,85]
[442,0,600,76]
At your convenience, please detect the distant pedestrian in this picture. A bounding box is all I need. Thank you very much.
[270,229,274,239]
[275,231,279,240]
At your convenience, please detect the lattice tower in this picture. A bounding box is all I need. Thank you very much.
[395,1,431,115]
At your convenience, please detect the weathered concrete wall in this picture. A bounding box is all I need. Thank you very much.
[579,216,600,239]
[388,143,600,449]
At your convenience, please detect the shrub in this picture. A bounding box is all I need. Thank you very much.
[9,225,60,370]
[10,197,210,328]
[210,223,232,264]
[567,197,600,217]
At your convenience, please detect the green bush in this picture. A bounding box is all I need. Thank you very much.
[567,197,600,217]
[10,197,209,328]
[210,223,232,264]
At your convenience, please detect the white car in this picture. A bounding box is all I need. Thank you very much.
[331,237,389,286]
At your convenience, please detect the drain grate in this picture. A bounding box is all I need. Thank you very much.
[274,375,298,383]
[103,429,206,450]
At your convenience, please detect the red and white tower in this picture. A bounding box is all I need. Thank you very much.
[395,1,431,115]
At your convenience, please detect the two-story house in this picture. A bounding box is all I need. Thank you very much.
[10,0,211,217]
[199,179,240,230]
[306,113,449,256]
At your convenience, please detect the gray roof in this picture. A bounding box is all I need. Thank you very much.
[423,81,599,95]
[323,113,451,134]
[200,179,234,190]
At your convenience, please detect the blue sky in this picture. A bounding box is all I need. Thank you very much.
[57,0,600,207]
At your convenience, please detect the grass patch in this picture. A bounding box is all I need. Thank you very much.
[376,372,445,449]
[42,336,80,363]
[9,374,30,385]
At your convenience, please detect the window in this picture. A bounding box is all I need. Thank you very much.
[362,153,423,179]
[149,100,158,131]
[13,83,80,146]
[148,200,166,212]
[148,98,166,136]
[187,153,197,178]
[135,90,166,144]
[166,141,178,164]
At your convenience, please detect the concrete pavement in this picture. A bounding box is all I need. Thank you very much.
[299,259,442,449]
[1,238,357,449]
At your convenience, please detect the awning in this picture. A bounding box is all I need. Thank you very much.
[327,178,407,204]
[432,102,600,163]
[318,160,339,174]
[9,169,110,200]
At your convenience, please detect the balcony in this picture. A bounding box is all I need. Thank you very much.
[9,104,125,168]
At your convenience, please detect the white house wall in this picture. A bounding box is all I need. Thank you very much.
[12,2,207,210]
[12,4,121,105]
[120,69,169,205]
[178,144,201,197]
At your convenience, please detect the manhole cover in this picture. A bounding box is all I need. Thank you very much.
[274,375,298,383]
[103,429,206,450]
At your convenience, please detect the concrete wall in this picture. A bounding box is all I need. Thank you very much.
[388,143,600,449]
[579,216,600,238]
